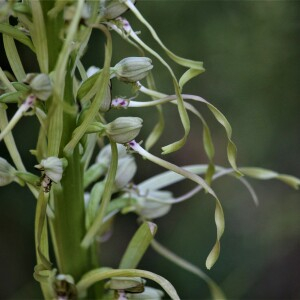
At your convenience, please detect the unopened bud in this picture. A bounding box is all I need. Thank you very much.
[128,286,164,299]
[0,157,16,186]
[99,82,112,113]
[129,189,173,219]
[64,3,91,21]
[101,0,136,20]
[86,66,100,77]
[113,57,153,83]
[105,117,143,144]
[24,73,52,101]
[114,156,137,190]
[108,277,145,293]
[97,143,128,165]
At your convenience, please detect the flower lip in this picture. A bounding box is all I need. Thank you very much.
[35,156,63,183]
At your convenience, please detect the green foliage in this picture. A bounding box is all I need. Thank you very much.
[0,1,299,299]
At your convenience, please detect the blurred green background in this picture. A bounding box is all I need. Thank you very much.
[1,1,300,299]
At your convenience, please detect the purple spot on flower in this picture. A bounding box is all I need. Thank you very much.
[27,94,36,106]
[129,140,136,147]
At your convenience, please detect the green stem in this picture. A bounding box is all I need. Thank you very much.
[49,58,93,282]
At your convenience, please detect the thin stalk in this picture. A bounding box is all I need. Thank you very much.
[0,95,35,142]
[81,140,118,248]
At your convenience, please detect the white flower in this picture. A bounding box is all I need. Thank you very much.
[86,66,100,78]
[35,157,63,183]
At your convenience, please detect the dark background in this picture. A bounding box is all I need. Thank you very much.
[1,1,300,299]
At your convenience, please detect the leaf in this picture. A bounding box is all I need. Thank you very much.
[131,91,238,175]
[81,140,118,248]
[119,222,157,269]
[3,34,26,81]
[85,181,105,229]
[130,143,225,269]
[114,18,191,154]
[15,171,39,186]
[205,197,224,269]
[12,2,32,15]
[239,167,300,189]
[76,70,102,103]
[145,72,165,150]
[145,104,165,151]
[35,189,52,270]
[0,91,24,104]
[124,0,205,72]
[12,82,30,92]
[177,100,215,183]
[151,240,226,300]
[108,277,145,293]
[76,268,180,300]
[30,0,48,72]
[83,162,107,188]
[206,104,240,175]
[179,68,205,91]
[0,23,35,52]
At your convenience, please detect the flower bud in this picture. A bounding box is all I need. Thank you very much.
[113,57,153,83]
[96,143,128,165]
[108,277,145,293]
[127,286,164,299]
[0,157,16,186]
[96,143,136,190]
[54,274,77,300]
[35,156,63,183]
[24,73,52,101]
[105,117,143,144]
[114,156,137,190]
[64,3,91,22]
[101,0,136,20]
[86,66,100,77]
[99,82,112,113]
[127,189,173,219]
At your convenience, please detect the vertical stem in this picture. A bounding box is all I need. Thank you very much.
[52,148,91,280]
[50,60,94,281]
[32,1,96,289]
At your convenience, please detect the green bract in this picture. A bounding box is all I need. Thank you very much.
[0,157,16,186]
